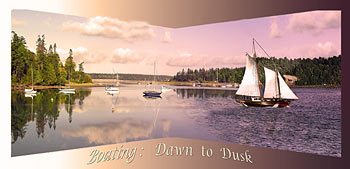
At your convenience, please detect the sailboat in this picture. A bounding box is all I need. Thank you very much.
[235,39,298,107]
[25,64,37,94]
[105,68,119,94]
[143,62,162,97]
[59,69,75,94]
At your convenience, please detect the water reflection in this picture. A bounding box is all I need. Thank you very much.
[11,89,91,143]
[11,86,341,157]
[61,90,168,144]
[176,89,236,99]
[61,119,171,144]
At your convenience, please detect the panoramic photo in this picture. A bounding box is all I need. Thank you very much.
[11,10,341,157]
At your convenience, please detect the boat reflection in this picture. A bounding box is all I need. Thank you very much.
[143,95,162,100]
[105,90,119,113]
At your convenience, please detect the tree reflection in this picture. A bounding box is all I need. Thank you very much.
[176,89,236,99]
[11,89,91,143]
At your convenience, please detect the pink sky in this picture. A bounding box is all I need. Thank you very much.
[11,10,341,75]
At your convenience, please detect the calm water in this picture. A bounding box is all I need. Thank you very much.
[11,85,341,157]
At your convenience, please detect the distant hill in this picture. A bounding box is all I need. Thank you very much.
[88,73,172,81]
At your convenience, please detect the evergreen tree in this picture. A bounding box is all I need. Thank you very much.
[64,49,76,82]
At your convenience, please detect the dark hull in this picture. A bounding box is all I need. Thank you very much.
[143,92,162,97]
[235,99,291,107]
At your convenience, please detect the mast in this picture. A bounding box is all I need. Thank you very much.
[253,39,262,97]
[68,69,70,88]
[216,68,219,82]
[276,71,281,98]
[154,61,156,82]
[153,61,156,90]
[31,63,34,90]
[253,38,283,99]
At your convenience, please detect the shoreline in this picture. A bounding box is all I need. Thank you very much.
[11,83,105,91]
[11,80,341,91]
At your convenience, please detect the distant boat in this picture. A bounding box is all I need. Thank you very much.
[235,39,298,107]
[105,68,119,93]
[25,63,37,94]
[143,62,162,97]
[161,86,171,93]
[105,90,120,95]
[59,69,75,94]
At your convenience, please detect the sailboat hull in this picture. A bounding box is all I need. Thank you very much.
[235,98,292,107]
[143,90,162,97]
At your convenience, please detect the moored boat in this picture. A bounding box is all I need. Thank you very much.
[143,62,162,97]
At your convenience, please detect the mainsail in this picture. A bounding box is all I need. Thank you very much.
[236,53,261,97]
[263,67,279,98]
[278,72,298,100]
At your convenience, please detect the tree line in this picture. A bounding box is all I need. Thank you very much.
[171,55,341,86]
[11,31,92,86]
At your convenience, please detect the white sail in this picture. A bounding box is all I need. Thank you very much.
[263,67,279,98]
[236,53,261,97]
[278,72,298,100]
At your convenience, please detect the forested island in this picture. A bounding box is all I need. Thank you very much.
[172,56,341,86]
[11,31,92,86]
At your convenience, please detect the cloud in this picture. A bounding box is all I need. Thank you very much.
[43,17,52,27]
[166,52,245,68]
[287,11,341,35]
[166,53,205,67]
[12,18,26,26]
[162,31,172,43]
[71,46,107,64]
[110,48,144,64]
[56,48,68,55]
[307,42,340,57]
[270,19,282,38]
[207,55,246,67]
[62,16,155,42]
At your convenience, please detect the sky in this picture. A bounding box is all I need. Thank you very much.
[11,10,341,75]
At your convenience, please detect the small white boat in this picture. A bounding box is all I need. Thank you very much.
[161,86,171,93]
[105,90,120,96]
[59,69,75,94]
[59,88,76,94]
[105,68,120,93]
[25,88,37,94]
[105,87,119,92]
